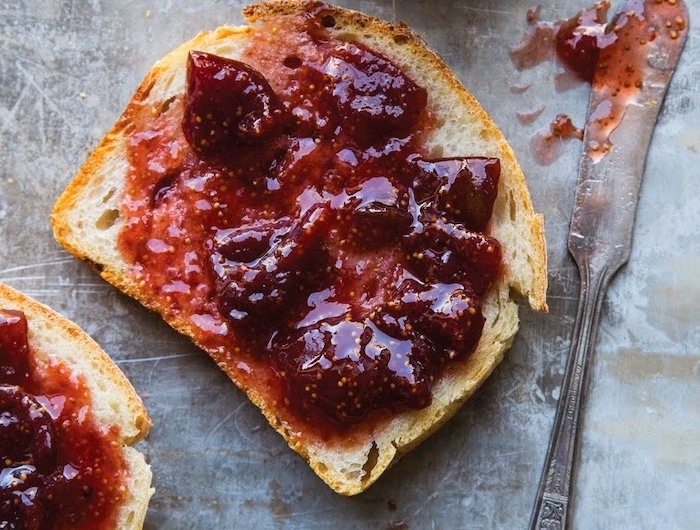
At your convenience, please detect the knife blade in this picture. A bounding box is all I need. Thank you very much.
[529,1,688,529]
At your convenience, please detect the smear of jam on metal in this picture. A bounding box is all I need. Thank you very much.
[516,105,546,125]
[583,0,687,162]
[530,115,585,166]
[509,0,687,164]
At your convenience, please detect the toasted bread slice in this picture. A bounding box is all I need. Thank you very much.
[52,0,547,495]
[0,283,153,528]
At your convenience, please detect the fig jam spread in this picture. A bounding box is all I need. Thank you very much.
[119,4,502,432]
[1,309,127,530]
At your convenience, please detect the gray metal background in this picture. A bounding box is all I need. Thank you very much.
[1,1,698,528]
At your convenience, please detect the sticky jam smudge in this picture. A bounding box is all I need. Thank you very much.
[510,0,688,165]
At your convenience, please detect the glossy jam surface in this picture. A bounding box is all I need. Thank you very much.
[1,310,126,530]
[510,0,688,164]
[508,1,615,84]
[555,1,614,82]
[119,4,502,430]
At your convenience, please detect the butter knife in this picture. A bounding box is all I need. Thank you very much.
[529,2,689,529]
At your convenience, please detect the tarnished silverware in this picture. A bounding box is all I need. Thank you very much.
[529,2,689,529]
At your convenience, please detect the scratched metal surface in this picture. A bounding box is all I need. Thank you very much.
[1,0,699,528]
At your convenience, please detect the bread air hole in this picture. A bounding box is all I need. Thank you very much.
[509,286,521,302]
[509,193,517,222]
[100,187,115,204]
[161,95,176,114]
[95,208,120,230]
[283,55,302,69]
[393,34,409,45]
[85,258,104,273]
[361,442,379,482]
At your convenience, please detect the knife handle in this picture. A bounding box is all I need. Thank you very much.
[528,261,615,530]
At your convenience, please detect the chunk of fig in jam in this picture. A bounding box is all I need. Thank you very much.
[214,217,294,264]
[414,157,500,231]
[0,309,30,385]
[348,201,413,249]
[0,385,56,472]
[183,51,288,156]
[275,317,434,424]
[404,218,502,295]
[215,203,331,326]
[344,176,414,249]
[381,280,485,358]
[555,2,615,82]
[322,42,428,144]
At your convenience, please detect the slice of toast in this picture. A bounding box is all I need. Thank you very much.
[0,283,153,528]
[52,0,547,495]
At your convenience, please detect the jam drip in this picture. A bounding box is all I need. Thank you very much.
[121,5,503,430]
[1,309,125,530]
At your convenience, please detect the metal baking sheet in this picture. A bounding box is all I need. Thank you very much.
[1,1,698,528]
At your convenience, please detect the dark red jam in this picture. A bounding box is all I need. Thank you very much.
[118,4,502,434]
[0,309,128,530]
[509,2,615,85]
[555,1,615,83]
[510,0,688,163]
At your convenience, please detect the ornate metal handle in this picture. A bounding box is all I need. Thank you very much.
[528,261,615,530]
